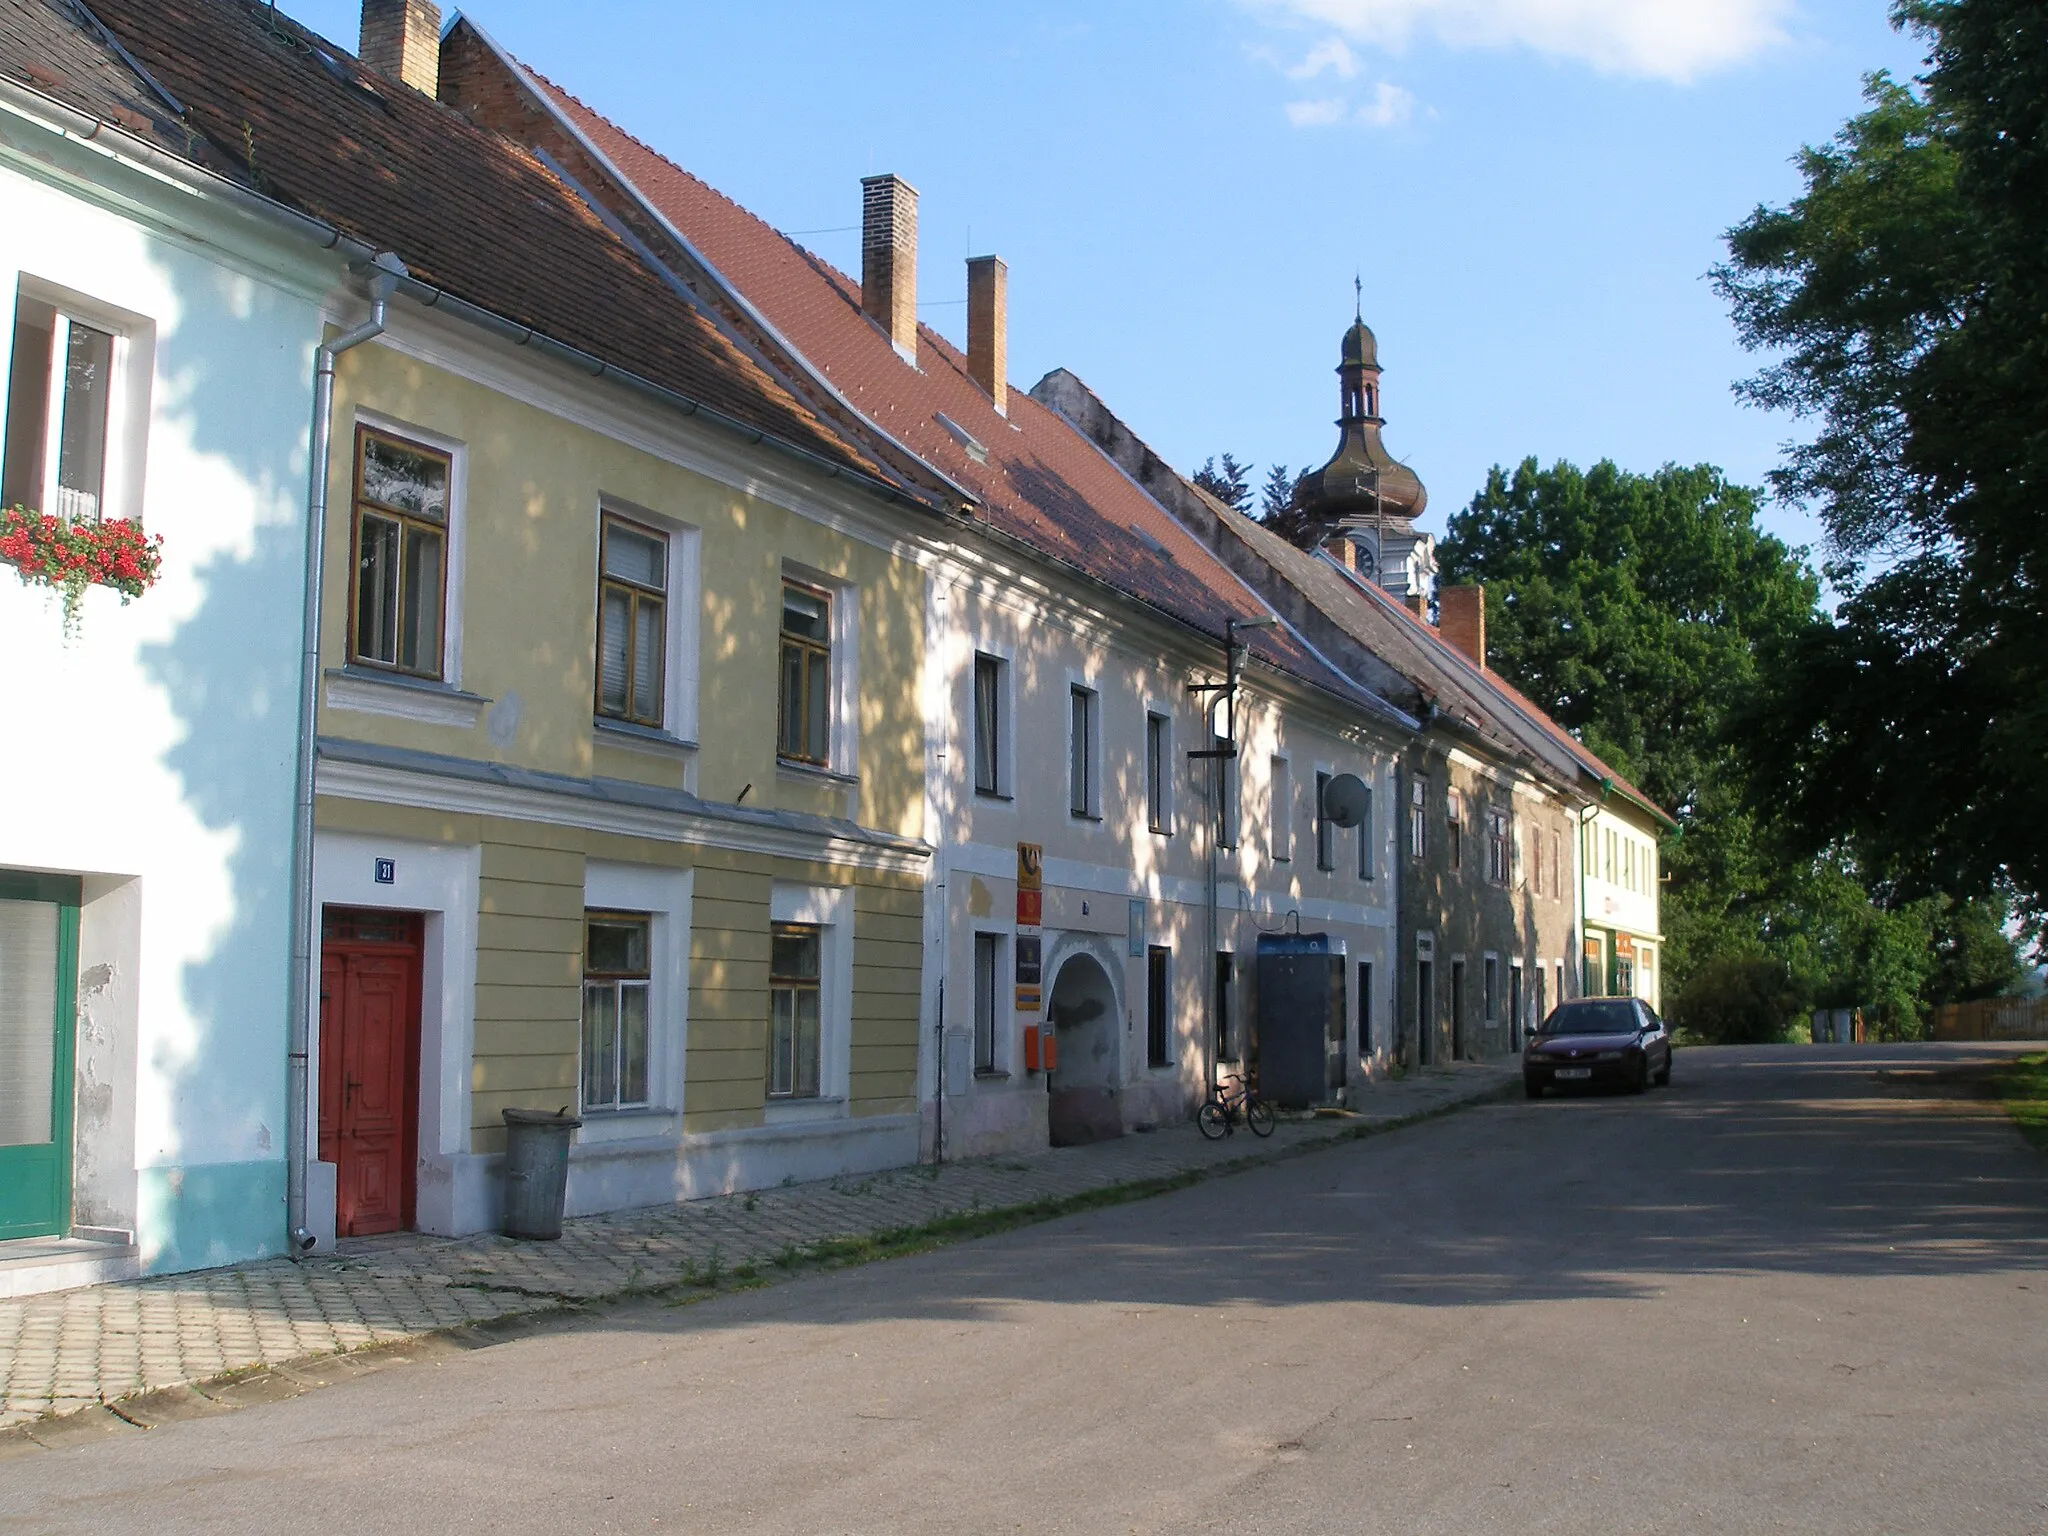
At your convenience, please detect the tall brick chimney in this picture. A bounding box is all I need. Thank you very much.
[861,174,919,363]
[966,255,1007,415]
[361,0,442,96]
[1439,584,1486,667]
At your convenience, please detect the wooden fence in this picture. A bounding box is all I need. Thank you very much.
[1930,996,2048,1042]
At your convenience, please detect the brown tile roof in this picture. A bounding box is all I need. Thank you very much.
[71,0,906,490]
[519,63,1359,694]
[0,0,226,166]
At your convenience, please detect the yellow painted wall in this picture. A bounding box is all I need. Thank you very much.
[321,343,927,841]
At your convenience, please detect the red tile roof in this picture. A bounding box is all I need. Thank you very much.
[517,60,1357,693]
[75,0,907,491]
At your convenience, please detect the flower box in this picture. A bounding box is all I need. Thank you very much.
[0,505,164,638]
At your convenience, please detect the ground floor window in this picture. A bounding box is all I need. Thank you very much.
[1358,960,1374,1057]
[1216,952,1236,1062]
[1147,946,1171,1068]
[973,932,1003,1075]
[769,922,823,1098]
[581,912,651,1112]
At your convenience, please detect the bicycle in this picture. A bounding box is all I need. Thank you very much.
[1198,1072,1275,1139]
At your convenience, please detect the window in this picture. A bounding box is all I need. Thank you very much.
[1069,685,1100,817]
[768,922,823,1098]
[1488,810,1511,886]
[1553,831,1564,898]
[1510,961,1524,1047]
[1483,954,1499,1023]
[581,913,651,1112]
[1447,792,1463,871]
[1535,963,1548,1026]
[1147,711,1173,833]
[1358,960,1374,1057]
[1532,826,1546,896]
[1214,734,1241,849]
[1356,781,1377,880]
[595,514,667,727]
[1270,756,1292,862]
[973,932,1003,1074]
[973,654,1006,796]
[2,296,117,522]
[1147,945,1171,1068]
[1315,771,1335,871]
[1606,827,1617,884]
[778,581,833,766]
[1410,778,1427,861]
[1216,952,1237,1061]
[350,427,450,677]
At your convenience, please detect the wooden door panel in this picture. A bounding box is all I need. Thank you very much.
[320,919,421,1239]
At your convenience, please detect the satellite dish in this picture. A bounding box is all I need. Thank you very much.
[1323,772,1371,829]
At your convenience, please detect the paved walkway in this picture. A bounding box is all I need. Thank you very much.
[0,1065,1508,1435]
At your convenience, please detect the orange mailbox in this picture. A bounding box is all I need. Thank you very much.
[1023,1025,1041,1073]
[1041,1031,1058,1074]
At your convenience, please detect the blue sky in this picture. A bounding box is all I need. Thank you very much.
[287,0,1925,559]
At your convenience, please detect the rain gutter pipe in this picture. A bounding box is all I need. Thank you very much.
[286,251,404,1256]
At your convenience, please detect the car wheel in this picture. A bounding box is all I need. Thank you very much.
[1524,1075,1543,1099]
[1654,1056,1672,1087]
[1629,1059,1649,1094]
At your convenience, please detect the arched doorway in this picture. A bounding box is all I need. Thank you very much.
[1046,951,1121,1146]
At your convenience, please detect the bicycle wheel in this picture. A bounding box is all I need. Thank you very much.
[1245,1097,1276,1137]
[1197,1099,1229,1140]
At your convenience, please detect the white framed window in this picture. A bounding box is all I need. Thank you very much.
[2,279,152,526]
[1069,683,1101,818]
[973,931,1005,1074]
[777,566,858,775]
[577,862,691,1133]
[766,882,851,1113]
[1356,777,1377,881]
[347,409,469,687]
[1447,791,1464,871]
[582,912,652,1112]
[1212,729,1242,850]
[1410,777,1428,862]
[1270,755,1292,863]
[1488,810,1511,886]
[595,503,699,738]
[1146,709,1173,834]
[972,652,1011,798]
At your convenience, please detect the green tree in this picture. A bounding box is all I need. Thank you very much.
[1439,458,1824,990]
[1714,0,2048,921]
[1192,454,1254,513]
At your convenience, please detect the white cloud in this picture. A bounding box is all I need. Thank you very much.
[1253,0,1794,83]
[1288,37,1360,78]
[1285,96,1353,126]
[1285,82,1417,129]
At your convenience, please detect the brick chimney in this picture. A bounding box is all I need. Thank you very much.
[861,174,919,363]
[1439,584,1486,666]
[361,0,442,96]
[966,255,1007,415]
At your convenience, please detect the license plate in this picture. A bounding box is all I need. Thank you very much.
[1555,1067,1593,1080]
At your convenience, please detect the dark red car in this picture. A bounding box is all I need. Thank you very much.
[1524,997,1672,1097]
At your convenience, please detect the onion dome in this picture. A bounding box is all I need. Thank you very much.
[1297,315,1427,526]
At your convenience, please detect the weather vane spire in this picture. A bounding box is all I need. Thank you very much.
[1354,272,1362,322]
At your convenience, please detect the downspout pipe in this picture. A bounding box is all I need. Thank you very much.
[285,252,406,1258]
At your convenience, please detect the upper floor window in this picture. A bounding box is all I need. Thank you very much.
[768,921,823,1098]
[1212,731,1241,849]
[1270,756,1292,862]
[1553,831,1564,898]
[1357,781,1377,881]
[973,653,1008,797]
[596,514,666,727]
[1315,770,1335,871]
[1447,791,1464,871]
[1410,778,1427,861]
[1488,809,1511,885]
[1147,711,1173,834]
[581,912,651,1113]
[3,286,151,528]
[351,427,450,678]
[778,580,832,766]
[1069,685,1100,818]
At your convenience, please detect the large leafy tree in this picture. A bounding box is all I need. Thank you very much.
[1714,0,2048,922]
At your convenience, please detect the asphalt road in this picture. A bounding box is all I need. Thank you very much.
[4,1043,2045,1535]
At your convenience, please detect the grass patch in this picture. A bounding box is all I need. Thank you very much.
[1997,1052,2048,1151]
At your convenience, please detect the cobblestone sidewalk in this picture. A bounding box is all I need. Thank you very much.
[0,1065,1508,1436]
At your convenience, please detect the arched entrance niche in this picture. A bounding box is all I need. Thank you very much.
[1045,945,1122,1147]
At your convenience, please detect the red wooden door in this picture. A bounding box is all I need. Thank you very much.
[318,911,422,1237]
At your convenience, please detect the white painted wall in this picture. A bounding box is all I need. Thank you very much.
[0,144,329,1278]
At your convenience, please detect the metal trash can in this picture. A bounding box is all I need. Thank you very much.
[501,1107,581,1240]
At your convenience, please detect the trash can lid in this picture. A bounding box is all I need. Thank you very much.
[502,1107,583,1128]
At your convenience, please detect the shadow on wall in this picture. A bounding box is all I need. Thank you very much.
[130,247,324,1272]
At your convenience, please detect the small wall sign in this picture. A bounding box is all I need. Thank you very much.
[374,858,396,885]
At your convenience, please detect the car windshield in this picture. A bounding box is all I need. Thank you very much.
[1537,1001,1640,1036]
